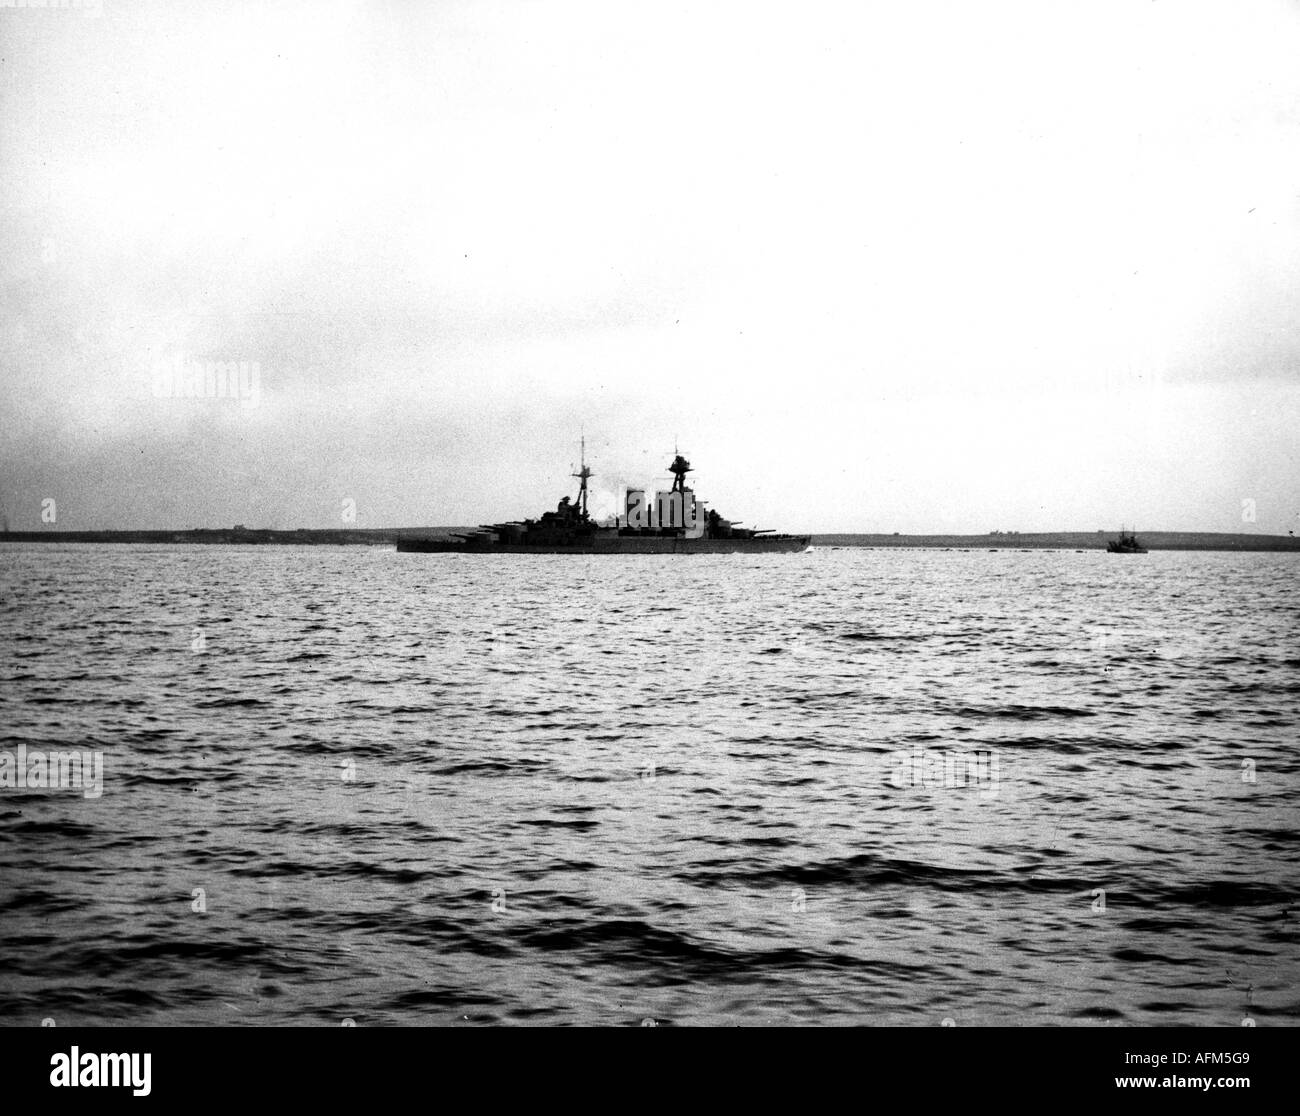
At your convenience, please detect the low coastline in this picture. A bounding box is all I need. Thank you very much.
[2,528,1298,551]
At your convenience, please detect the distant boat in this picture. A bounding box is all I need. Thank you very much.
[1107,528,1147,554]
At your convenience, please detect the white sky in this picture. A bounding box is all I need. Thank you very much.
[2,0,1298,532]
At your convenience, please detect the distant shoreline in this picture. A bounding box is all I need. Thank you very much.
[2,529,1298,552]
[814,532,1300,551]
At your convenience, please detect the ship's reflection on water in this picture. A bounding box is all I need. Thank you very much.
[0,545,1296,1025]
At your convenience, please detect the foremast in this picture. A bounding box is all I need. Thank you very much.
[668,452,692,494]
[571,434,593,519]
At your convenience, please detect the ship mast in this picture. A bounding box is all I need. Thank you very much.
[571,434,592,519]
[668,451,692,494]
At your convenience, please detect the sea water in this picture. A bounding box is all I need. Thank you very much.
[0,544,1295,1025]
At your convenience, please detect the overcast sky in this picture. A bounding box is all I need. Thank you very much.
[2,0,1298,533]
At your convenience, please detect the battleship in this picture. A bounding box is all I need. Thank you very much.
[396,444,811,554]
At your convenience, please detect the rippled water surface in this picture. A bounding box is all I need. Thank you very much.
[1,544,1297,1026]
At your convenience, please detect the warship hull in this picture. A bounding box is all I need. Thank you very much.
[397,535,811,555]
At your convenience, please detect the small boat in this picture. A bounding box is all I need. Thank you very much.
[1106,528,1147,554]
